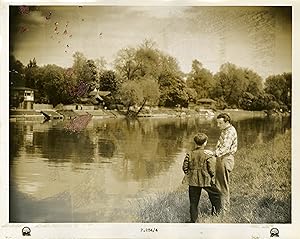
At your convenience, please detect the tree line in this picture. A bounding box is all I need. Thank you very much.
[10,40,291,114]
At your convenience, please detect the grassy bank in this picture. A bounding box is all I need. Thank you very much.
[134,130,291,223]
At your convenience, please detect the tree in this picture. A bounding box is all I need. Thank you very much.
[24,58,39,89]
[157,54,188,107]
[212,63,265,109]
[158,76,189,107]
[72,52,98,90]
[185,87,197,103]
[35,64,73,106]
[239,92,255,110]
[63,67,79,103]
[186,59,214,99]
[114,47,140,81]
[9,55,25,87]
[119,80,143,114]
[114,40,162,82]
[264,74,286,101]
[212,63,246,107]
[264,72,291,111]
[72,52,87,79]
[94,57,107,78]
[135,40,161,79]
[113,40,189,107]
[83,59,98,90]
[135,77,160,115]
[118,78,160,117]
[244,68,263,96]
[99,70,119,93]
[236,69,264,110]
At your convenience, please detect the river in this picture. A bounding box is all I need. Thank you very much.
[9,115,291,222]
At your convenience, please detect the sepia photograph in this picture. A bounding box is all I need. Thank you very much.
[1,1,299,238]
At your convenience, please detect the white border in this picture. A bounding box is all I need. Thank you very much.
[1,1,299,238]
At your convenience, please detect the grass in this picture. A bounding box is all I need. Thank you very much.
[134,130,291,223]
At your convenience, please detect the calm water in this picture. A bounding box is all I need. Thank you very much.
[9,115,291,222]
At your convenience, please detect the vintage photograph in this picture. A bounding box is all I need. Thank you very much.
[8,5,291,225]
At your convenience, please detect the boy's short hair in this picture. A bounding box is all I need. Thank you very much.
[194,133,208,146]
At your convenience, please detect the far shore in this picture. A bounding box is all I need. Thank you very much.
[9,107,290,122]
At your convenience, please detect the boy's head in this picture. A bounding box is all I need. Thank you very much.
[194,133,208,146]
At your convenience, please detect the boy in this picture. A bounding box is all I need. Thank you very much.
[182,133,219,222]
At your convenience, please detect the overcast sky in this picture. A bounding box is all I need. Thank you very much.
[10,5,291,79]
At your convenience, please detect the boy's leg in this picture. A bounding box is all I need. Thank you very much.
[189,186,201,222]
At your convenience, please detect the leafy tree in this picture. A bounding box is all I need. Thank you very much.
[119,80,143,113]
[264,72,291,111]
[186,59,214,99]
[212,62,248,108]
[157,54,188,107]
[135,41,161,79]
[114,47,140,81]
[94,57,107,78]
[118,78,160,116]
[114,40,189,108]
[185,87,197,103]
[99,70,119,93]
[24,58,39,89]
[158,76,189,107]
[267,100,281,111]
[237,69,264,111]
[264,74,286,101]
[214,97,228,110]
[72,52,87,78]
[239,92,255,110]
[63,67,79,103]
[35,64,73,106]
[84,59,98,90]
[114,40,161,82]
[72,52,98,90]
[212,63,265,110]
[243,68,263,96]
[23,58,77,106]
[135,77,160,114]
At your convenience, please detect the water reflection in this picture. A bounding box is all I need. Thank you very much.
[9,116,291,222]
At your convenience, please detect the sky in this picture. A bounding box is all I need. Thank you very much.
[10,5,292,79]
